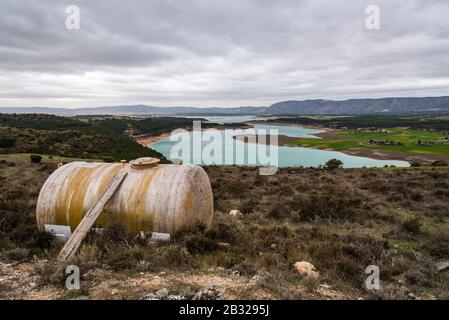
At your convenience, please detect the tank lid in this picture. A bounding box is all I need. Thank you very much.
[129,157,160,169]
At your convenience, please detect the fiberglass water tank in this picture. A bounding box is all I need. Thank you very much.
[36,158,214,234]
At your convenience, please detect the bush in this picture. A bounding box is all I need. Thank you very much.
[268,205,288,219]
[33,261,66,287]
[403,269,429,285]
[324,159,343,170]
[30,155,42,163]
[410,161,421,167]
[300,275,320,292]
[175,223,218,254]
[431,160,448,167]
[2,248,30,261]
[0,138,16,148]
[98,222,133,245]
[31,232,55,249]
[157,245,195,270]
[401,217,421,235]
[174,219,241,255]
[105,247,145,271]
[410,192,423,202]
[240,198,258,214]
[0,281,11,293]
[297,188,365,221]
[424,231,449,258]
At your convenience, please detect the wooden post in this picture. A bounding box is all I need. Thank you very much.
[58,171,128,262]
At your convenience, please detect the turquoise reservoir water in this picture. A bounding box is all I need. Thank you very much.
[151,121,410,168]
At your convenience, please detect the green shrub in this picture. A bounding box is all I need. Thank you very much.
[403,269,429,285]
[174,223,218,254]
[301,275,320,292]
[31,232,55,249]
[157,245,195,270]
[30,155,42,163]
[0,138,16,148]
[33,261,66,287]
[2,248,29,261]
[240,198,257,214]
[431,160,448,167]
[267,205,288,219]
[105,247,145,271]
[410,192,423,202]
[324,159,343,170]
[0,281,11,293]
[401,217,421,235]
[424,231,449,258]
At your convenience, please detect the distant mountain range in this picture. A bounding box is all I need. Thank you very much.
[265,96,449,115]
[0,105,266,116]
[1,96,449,116]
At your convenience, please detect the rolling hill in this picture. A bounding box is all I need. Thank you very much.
[1,96,449,116]
[264,96,449,115]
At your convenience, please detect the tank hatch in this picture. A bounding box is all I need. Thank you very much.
[129,157,160,169]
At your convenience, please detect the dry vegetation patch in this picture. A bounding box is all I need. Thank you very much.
[1,156,448,299]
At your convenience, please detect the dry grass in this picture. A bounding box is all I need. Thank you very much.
[1,155,448,299]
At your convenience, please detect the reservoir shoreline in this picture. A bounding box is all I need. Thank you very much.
[232,133,446,164]
[143,122,410,168]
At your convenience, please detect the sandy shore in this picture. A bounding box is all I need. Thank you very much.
[135,133,171,147]
[247,120,334,133]
[337,148,449,165]
[134,123,253,147]
[135,123,334,149]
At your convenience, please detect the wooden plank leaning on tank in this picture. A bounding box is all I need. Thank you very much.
[58,170,128,262]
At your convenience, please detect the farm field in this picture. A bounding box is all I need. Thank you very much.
[281,128,449,164]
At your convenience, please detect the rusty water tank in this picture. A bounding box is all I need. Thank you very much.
[36,158,214,234]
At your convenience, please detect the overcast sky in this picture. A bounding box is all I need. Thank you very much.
[1,0,449,108]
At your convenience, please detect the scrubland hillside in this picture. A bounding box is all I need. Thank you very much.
[1,154,448,299]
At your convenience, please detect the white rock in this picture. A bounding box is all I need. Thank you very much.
[193,285,222,300]
[218,242,231,248]
[293,261,319,279]
[155,288,169,299]
[436,261,449,272]
[140,288,184,300]
[229,210,243,218]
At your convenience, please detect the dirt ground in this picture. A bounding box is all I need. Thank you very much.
[0,261,350,300]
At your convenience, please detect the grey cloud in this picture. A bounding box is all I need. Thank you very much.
[0,0,449,107]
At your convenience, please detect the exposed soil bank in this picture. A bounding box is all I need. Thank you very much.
[135,123,253,147]
[248,120,334,132]
[136,132,172,146]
